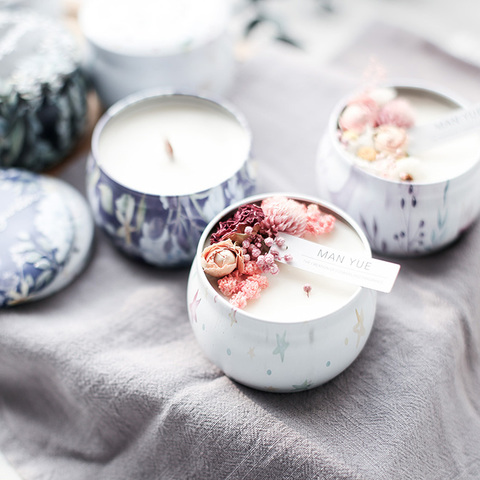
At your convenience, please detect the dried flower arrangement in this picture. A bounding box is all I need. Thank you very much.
[337,87,419,182]
[201,196,336,309]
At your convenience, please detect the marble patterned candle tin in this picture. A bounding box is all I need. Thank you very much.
[0,10,88,171]
[187,193,377,392]
[317,83,480,257]
[86,91,255,268]
[0,168,94,307]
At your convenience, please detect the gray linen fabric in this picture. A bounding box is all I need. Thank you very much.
[1,25,480,480]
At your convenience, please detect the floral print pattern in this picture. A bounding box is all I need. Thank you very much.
[0,169,75,307]
[86,155,256,267]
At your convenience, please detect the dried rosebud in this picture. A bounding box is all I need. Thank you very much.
[201,240,244,278]
[373,125,408,156]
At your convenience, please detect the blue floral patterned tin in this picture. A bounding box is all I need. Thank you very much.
[0,168,94,307]
[0,10,88,171]
[86,92,256,268]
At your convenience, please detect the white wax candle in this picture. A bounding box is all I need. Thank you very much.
[80,0,231,55]
[400,90,480,182]
[209,219,368,323]
[341,87,480,183]
[97,95,251,196]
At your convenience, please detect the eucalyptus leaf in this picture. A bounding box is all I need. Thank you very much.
[136,196,147,230]
[115,194,136,225]
[35,269,54,289]
[34,258,52,270]
[98,183,114,215]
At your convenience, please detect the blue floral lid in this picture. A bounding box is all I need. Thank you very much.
[0,168,92,307]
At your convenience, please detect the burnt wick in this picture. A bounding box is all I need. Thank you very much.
[165,139,175,161]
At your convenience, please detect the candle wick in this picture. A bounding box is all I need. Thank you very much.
[165,139,174,161]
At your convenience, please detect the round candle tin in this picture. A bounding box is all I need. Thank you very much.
[79,0,235,108]
[317,83,480,257]
[187,193,377,392]
[0,10,88,171]
[0,168,94,307]
[86,91,255,268]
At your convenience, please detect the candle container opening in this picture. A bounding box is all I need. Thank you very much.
[86,91,255,268]
[187,193,377,392]
[317,82,480,257]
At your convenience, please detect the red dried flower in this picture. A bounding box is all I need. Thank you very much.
[210,204,265,244]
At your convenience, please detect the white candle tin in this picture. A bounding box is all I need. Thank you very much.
[187,193,377,392]
[0,10,88,171]
[86,91,255,268]
[79,0,235,108]
[317,83,480,257]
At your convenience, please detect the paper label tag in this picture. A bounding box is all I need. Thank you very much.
[270,233,400,293]
[409,103,480,154]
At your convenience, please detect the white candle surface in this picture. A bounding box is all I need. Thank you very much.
[97,96,250,196]
[80,0,231,56]
[209,219,369,323]
[400,90,480,182]
[340,87,480,183]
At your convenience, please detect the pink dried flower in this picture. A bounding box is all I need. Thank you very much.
[264,237,274,248]
[374,125,408,156]
[264,253,275,265]
[376,98,415,129]
[347,93,378,113]
[339,103,376,134]
[218,261,269,309]
[244,261,263,276]
[269,264,279,275]
[256,255,266,269]
[284,254,293,263]
[275,236,285,247]
[304,284,312,297]
[305,204,336,236]
[210,204,265,244]
[261,196,307,237]
[201,239,244,278]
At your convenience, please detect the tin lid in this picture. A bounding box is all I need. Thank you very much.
[0,168,93,307]
[0,9,80,98]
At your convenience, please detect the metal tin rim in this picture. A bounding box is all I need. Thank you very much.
[328,80,480,186]
[90,89,253,198]
[192,192,375,326]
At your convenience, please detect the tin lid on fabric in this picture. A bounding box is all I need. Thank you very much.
[0,168,93,307]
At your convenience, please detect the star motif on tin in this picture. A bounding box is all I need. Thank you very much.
[189,290,201,323]
[273,331,289,362]
[229,309,237,327]
[292,379,312,391]
[353,308,366,348]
